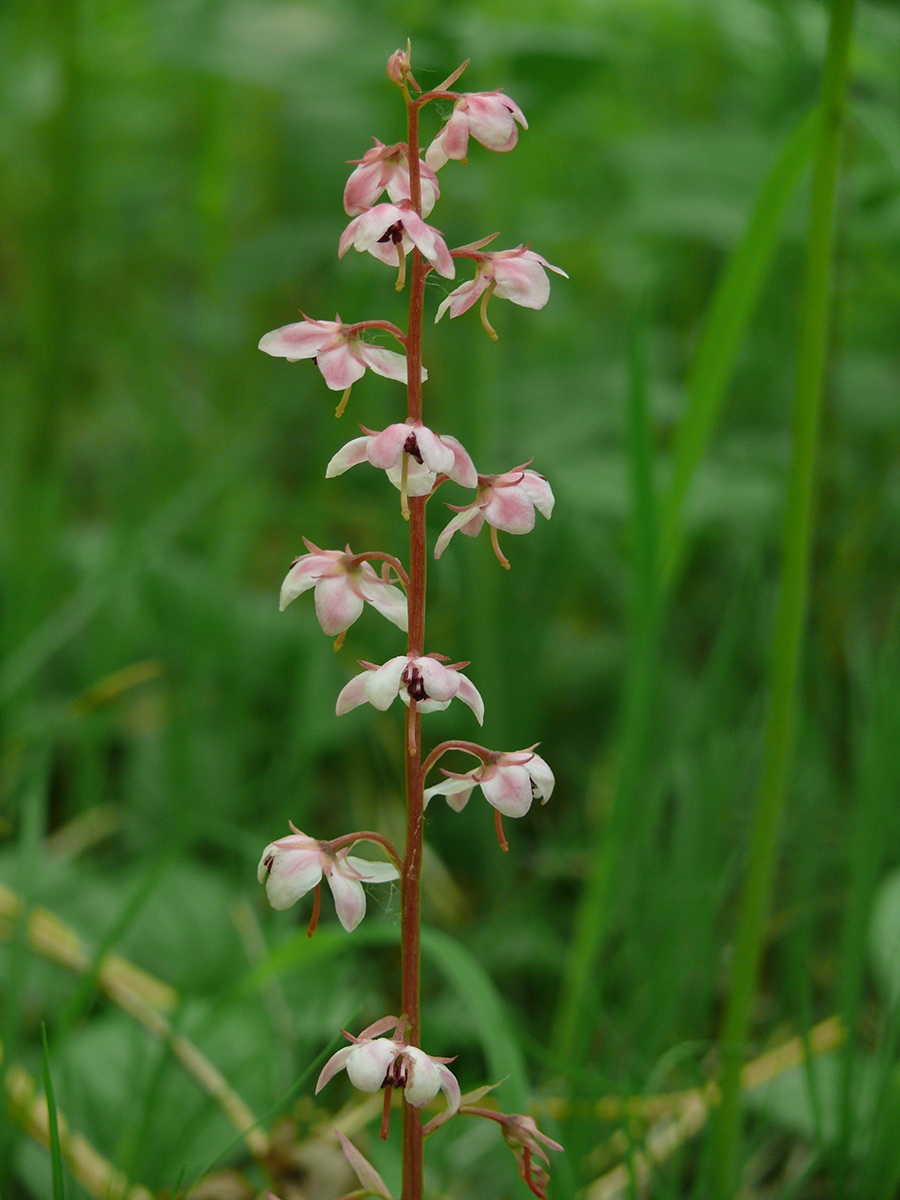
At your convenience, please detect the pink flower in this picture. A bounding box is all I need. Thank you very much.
[424,747,554,817]
[326,422,477,498]
[339,202,455,279]
[259,315,420,392]
[336,655,484,724]
[425,92,527,171]
[317,1017,460,1114]
[344,140,440,217]
[279,540,407,637]
[435,247,568,340]
[435,466,554,567]
[501,1115,564,1200]
[257,824,399,932]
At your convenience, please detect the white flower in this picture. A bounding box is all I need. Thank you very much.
[336,655,484,724]
[257,824,398,932]
[279,540,407,637]
[326,422,477,497]
[425,748,554,817]
[317,1017,460,1113]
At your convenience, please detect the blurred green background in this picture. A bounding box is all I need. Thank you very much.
[2,0,900,1196]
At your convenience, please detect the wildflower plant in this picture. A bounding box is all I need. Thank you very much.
[257,43,565,1200]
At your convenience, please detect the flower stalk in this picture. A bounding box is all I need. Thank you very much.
[257,42,564,1200]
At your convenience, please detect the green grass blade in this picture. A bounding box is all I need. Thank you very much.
[41,1023,66,1200]
[551,103,821,1075]
[420,927,529,1113]
[706,1,858,1192]
[659,106,820,590]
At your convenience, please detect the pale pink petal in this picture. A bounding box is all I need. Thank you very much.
[402,1047,444,1107]
[434,507,486,559]
[435,275,490,323]
[356,343,423,383]
[480,764,535,817]
[326,437,373,478]
[367,423,414,469]
[343,856,400,884]
[358,574,408,631]
[527,753,555,801]
[441,109,474,156]
[492,258,552,309]
[346,1040,398,1091]
[260,848,323,910]
[325,870,367,931]
[315,341,367,390]
[440,435,477,488]
[258,320,338,360]
[423,776,476,811]
[412,427,456,475]
[279,555,332,610]
[386,458,438,496]
[465,96,519,152]
[482,486,536,533]
[437,1063,462,1114]
[365,657,408,709]
[344,160,392,215]
[454,674,485,725]
[416,658,459,703]
[345,204,401,254]
[315,1046,354,1093]
[520,470,555,519]
[335,671,371,715]
[338,215,363,258]
[314,574,364,636]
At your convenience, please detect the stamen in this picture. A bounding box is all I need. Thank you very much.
[333,629,347,652]
[335,387,352,418]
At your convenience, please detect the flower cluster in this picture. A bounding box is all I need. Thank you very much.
[256,43,564,1200]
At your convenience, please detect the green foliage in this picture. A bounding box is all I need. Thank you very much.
[2,0,900,1196]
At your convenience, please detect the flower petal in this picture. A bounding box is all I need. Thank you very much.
[315,1045,354,1093]
[454,674,485,725]
[335,671,371,715]
[315,341,367,390]
[279,555,332,610]
[326,869,367,931]
[358,573,409,631]
[480,764,535,817]
[482,486,536,533]
[364,657,409,710]
[343,855,400,884]
[258,320,338,360]
[434,507,485,559]
[314,574,364,636]
[356,343,423,384]
[326,437,373,478]
[402,1047,444,1107]
[346,1040,398,1092]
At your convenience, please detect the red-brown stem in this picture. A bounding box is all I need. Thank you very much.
[400,87,427,1200]
[422,739,494,776]
[347,551,410,590]
[329,830,403,872]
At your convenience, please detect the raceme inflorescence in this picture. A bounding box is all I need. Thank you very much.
[257,43,565,1200]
